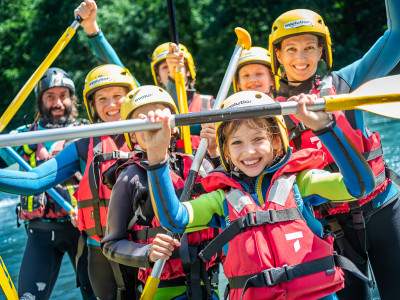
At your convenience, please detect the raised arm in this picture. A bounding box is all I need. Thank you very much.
[75,0,141,84]
[337,0,400,88]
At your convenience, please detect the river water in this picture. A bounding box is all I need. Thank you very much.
[0,112,399,300]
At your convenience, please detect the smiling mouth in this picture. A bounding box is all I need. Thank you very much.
[293,65,308,70]
[242,158,261,166]
[107,110,120,116]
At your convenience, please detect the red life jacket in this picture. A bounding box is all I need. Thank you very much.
[76,135,132,242]
[118,153,221,283]
[19,123,80,221]
[275,76,389,216]
[176,94,213,151]
[199,149,346,300]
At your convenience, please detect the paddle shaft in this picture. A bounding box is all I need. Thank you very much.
[0,100,327,148]
[179,28,251,202]
[3,147,74,214]
[0,17,82,133]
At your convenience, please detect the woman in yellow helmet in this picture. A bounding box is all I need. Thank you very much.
[269,4,400,299]
[0,64,139,300]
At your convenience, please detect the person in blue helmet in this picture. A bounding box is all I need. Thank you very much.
[0,64,139,300]
[268,5,400,299]
[0,68,95,300]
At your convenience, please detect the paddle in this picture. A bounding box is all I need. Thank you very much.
[140,25,251,300]
[178,27,251,204]
[0,256,18,300]
[167,0,192,155]
[3,147,74,214]
[0,4,99,133]
[0,74,398,149]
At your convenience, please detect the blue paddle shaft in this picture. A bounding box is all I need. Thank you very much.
[4,146,74,213]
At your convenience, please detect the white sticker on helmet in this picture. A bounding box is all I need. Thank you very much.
[156,50,168,61]
[284,20,314,29]
[88,76,113,88]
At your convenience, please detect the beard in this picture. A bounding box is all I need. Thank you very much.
[42,104,72,125]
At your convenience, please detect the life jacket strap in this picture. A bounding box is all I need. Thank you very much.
[199,208,302,262]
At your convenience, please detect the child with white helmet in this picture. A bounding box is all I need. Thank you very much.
[233,46,276,97]
[142,90,375,300]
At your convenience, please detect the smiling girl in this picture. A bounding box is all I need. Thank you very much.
[142,90,375,300]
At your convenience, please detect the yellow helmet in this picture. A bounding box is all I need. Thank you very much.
[83,64,138,123]
[233,47,272,93]
[150,42,196,86]
[121,85,179,150]
[215,91,290,172]
[269,9,332,75]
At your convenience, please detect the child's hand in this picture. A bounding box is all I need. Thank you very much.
[149,233,181,262]
[201,123,219,157]
[74,0,99,35]
[166,43,185,79]
[288,93,331,131]
[142,108,172,165]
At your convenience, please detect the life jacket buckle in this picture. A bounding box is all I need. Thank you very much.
[112,150,131,159]
[350,210,365,230]
[262,264,294,287]
[243,212,257,228]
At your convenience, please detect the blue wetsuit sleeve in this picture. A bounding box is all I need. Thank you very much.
[0,142,81,195]
[146,159,225,233]
[336,0,400,89]
[88,31,141,86]
[147,161,189,233]
[313,118,375,198]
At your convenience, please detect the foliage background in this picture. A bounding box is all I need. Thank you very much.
[0,0,388,130]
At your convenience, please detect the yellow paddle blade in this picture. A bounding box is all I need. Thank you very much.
[324,74,400,113]
[234,27,251,50]
[356,102,400,119]
[0,26,78,133]
[0,256,18,300]
[140,276,160,300]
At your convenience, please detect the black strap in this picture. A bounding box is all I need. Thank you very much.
[88,159,106,238]
[325,215,367,265]
[228,254,371,299]
[334,254,373,287]
[199,208,302,262]
[84,226,107,238]
[348,201,367,256]
[77,198,109,209]
[283,115,308,151]
[232,256,336,294]
[109,261,126,300]
[130,226,166,242]
[386,166,400,186]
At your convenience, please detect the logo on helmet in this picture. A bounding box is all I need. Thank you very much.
[226,99,252,109]
[88,76,113,88]
[284,20,314,29]
[156,51,168,61]
[49,73,64,88]
[134,93,153,103]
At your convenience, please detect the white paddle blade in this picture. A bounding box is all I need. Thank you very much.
[352,74,400,97]
[356,102,400,119]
